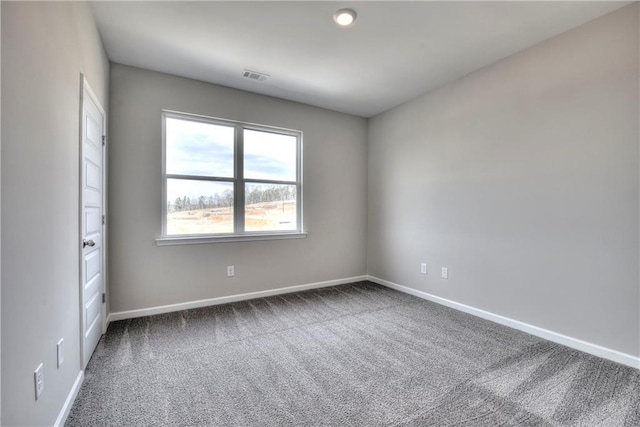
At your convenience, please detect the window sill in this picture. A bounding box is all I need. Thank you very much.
[155,232,308,246]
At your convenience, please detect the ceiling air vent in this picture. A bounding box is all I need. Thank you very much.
[242,69,269,82]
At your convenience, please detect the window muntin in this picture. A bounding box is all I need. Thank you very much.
[162,112,302,238]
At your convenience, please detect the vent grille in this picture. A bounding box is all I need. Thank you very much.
[242,69,269,82]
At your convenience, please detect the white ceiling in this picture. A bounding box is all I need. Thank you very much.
[91,1,630,118]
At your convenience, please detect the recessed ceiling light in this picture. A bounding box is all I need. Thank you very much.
[333,8,357,27]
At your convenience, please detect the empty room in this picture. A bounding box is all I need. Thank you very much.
[1,1,639,426]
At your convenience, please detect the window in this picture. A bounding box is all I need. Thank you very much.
[159,111,304,244]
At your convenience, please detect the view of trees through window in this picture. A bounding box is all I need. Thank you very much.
[166,184,297,235]
[164,114,300,236]
[168,190,234,213]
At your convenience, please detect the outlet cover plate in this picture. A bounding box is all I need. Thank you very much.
[57,339,64,368]
[34,363,44,400]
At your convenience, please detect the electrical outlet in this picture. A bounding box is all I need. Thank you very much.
[227,265,235,277]
[57,339,64,368]
[34,363,44,400]
[420,263,427,274]
[441,267,449,279]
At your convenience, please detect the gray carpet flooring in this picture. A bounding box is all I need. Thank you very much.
[66,281,640,426]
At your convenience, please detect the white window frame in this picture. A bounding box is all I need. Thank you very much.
[156,110,306,246]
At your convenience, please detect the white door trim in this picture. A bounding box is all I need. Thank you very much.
[79,74,107,368]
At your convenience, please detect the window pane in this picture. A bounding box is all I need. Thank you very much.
[167,179,234,235]
[245,183,297,232]
[244,129,296,181]
[166,117,234,178]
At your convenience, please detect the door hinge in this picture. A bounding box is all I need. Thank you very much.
[102,215,106,225]
[102,293,106,304]
[102,135,106,146]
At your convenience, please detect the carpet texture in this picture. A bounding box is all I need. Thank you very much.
[66,281,640,426]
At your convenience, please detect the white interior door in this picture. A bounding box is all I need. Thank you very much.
[80,77,106,368]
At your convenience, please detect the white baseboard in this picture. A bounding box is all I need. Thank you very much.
[108,275,368,323]
[54,370,84,427]
[368,275,640,370]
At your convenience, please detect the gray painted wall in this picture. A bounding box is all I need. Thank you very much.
[367,5,639,357]
[1,2,109,425]
[108,64,367,313]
